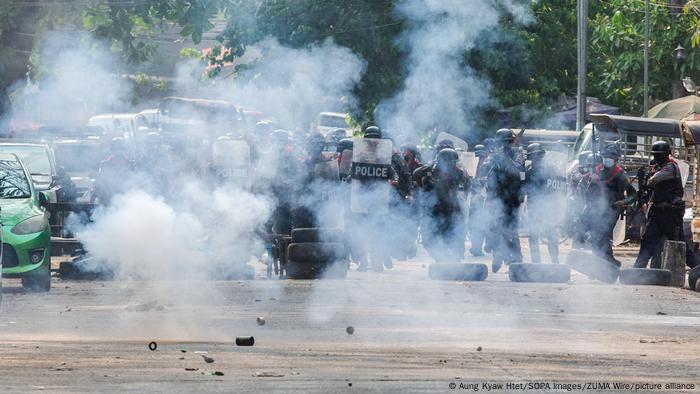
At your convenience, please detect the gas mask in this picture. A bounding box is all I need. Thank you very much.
[602,158,615,169]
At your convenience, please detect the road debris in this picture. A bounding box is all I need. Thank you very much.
[180,349,187,353]
[185,368,198,371]
[256,316,266,326]
[346,326,354,335]
[656,311,667,315]
[254,372,285,377]
[202,371,224,376]
[236,336,255,346]
[148,342,157,351]
[476,346,482,351]
[201,355,215,363]
[126,301,163,312]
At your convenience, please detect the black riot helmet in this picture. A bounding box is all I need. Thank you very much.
[578,150,593,174]
[601,143,621,159]
[435,139,455,152]
[526,142,545,161]
[336,138,353,155]
[495,128,515,145]
[436,148,459,170]
[364,125,381,139]
[651,140,671,164]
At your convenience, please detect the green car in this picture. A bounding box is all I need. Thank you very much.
[0,153,51,292]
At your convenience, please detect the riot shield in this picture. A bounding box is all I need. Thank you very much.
[212,138,251,182]
[339,150,353,178]
[457,151,479,177]
[350,137,393,214]
[314,160,340,181]
[435,132,468,151]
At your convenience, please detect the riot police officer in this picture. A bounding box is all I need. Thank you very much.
[468,144,489,256]
[419,148,470,262]
[486,128,525,272]
[524,143,560,264]
[588,144,637,266]
[352,125,398,272]
[633,141,685,268]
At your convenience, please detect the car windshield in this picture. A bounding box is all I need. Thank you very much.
[0,145,52,175]
[0,160,31,198]
[320,115,347,128]
[54,143,103,173]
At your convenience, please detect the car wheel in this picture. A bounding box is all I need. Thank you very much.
[21,267,51,292]
[508,263,570,283]
[287,242,345,263]
[689,265,700,291]
[619,268,672,286]
[428,263,488,281]
[290,228,344,243]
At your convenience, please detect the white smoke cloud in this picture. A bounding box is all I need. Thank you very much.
[376,0,532,141]
[11,30,129,128]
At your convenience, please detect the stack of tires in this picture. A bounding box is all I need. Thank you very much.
[286,228,348,279]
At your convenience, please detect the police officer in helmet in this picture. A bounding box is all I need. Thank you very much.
[468,144,489,256]
[634,140,685,268]
[419,148,470,262]
[524,143,560,264]
[588,143,637,266]
[485,128,525,272]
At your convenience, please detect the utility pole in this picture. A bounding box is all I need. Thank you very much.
[576,0,588,132]
[643,0,649,117]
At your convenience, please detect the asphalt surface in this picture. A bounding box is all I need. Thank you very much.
[1,244,699,393]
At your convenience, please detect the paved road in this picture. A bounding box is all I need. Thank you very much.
[1,247,699,393]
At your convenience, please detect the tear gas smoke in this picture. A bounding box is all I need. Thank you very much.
[9,30,129,129]
[376,0,532,142]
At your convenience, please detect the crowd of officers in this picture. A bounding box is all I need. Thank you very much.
[90,123,697,274]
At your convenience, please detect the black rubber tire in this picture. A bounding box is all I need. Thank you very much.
[566,249,620,284]
[619,268,672,286]
[287,242,345,263]
[428,263,488,281]
[21,266,51,292]
[291,228,344,243]
[508,263,570,283]
[689,265,700,291]
[285,260,348,279]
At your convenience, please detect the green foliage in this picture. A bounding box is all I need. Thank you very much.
[214,0,405,121]
[589,0,700,114]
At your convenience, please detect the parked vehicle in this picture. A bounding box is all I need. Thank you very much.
[0,143,60,203]
[0,153,52,292]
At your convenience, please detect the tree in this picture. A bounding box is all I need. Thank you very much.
[588,0,700,114]
[214,0,405,121]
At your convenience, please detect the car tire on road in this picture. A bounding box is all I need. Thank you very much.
[566,249,620,284]
[428,263,488,281]
[287,242,345,263]
[508,263,570,283]
[21,267,51,292]
[689,265,700,291]
[619,268,672,286]
[285,260,348,279]
[291,228,344,243]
